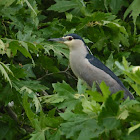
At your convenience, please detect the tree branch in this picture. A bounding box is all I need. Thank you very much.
[37,66,77,81]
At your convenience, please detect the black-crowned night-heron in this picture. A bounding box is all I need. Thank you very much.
[48,33,134,100]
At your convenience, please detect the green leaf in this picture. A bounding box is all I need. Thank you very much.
[33,94,42,113]
[99,96,120,130]
[0,62,13,87]
[0,84,13,105]
[10,65,26,79]
[9,41,32,59]
[106,53,114,70]
[60,111,103,139]
[86,90,105,102]
[81,98,100,114]
[0,0,15,7]
[103,117,120,131]
[23,64,36,78]
[77,78,87,94]
[128,71,140,85]
[48,108,56,117]
[115,61,125,71]
[132,44,140,53]
[118,110,129,120]
[92,37,107,51]
[109,0,128,14]
[20,85,42,113]
[20,86,33,94]
[128,123,140,134]
[13,80,47,92]
[122,57,129,71]
[41,94,65,104]
[0,121,17,140]
[52,81,75,96]
[119,33,130,47]
[44,116,61,128]
[58,97,80,111]
[37,55,59,72]
[103,20,128,35]
[24,0,37,16]
[23,92,39,128]
[45,129,61,140]
[30,130,45,140]
[102,96,119,116]
[100,81,111,99]
[42,81,80,111]
[131,84,140,96]
[65,12,73,21]
[124,0,140,34]
[127,103,140,121]
[48,0,83,13]
[0,39,6,55]
[44,43,69,64]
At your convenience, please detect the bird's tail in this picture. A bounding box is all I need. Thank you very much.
[124,89,135,100]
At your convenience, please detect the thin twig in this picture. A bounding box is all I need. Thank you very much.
[5,105,18,122]
[56,108,65,113]
[37,65,77,81]
[2,20,7,36]
[41,90,49,95]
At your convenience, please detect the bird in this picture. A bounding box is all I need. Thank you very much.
[48,33,134,100]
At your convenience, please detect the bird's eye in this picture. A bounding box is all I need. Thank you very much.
[68,37,73,41]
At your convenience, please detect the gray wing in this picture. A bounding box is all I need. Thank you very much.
[86,54,134,100]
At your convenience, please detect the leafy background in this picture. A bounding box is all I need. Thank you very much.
[0,0,140,139]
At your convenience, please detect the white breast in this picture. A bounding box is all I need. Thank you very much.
[69,42,89,79]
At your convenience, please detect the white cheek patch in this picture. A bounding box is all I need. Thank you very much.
[64,41,73,47]
[64,39,75,46]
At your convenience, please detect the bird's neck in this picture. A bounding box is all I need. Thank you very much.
[69,43,89,59]
[69,43,89,79]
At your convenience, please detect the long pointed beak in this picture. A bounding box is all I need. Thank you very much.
[48,37,66,43]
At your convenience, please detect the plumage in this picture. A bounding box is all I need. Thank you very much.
[86,54,125,88]
[48,33,134,100]
[86,54,134,99]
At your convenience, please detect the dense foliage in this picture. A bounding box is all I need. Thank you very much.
[0,0,140,139]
